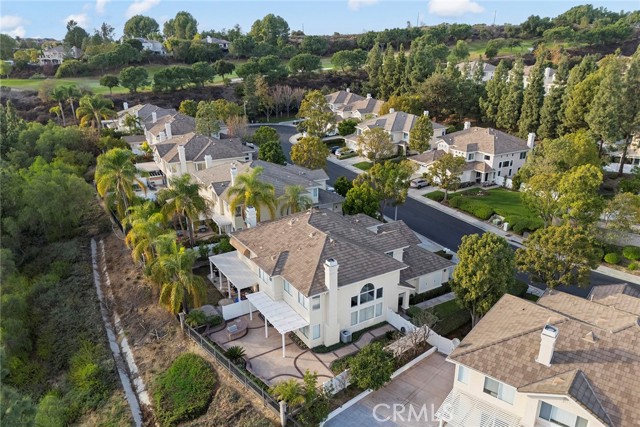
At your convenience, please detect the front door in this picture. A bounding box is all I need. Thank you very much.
[398,293,404,310]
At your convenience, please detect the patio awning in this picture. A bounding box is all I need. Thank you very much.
[210,212,232,226]
[246,292,308,334]
[209,252,257,290]
[435,389,523,427]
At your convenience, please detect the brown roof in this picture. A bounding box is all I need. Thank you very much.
[439,127,529,155]
[338,98,384,116]
[147,113,196,137]
[464,161,494,173]
[325,90,365,106]
[588,284,640,316]
[154,133,247,163]
[358,111,447,135]
[410,150,447,165]
[449,291,640,427]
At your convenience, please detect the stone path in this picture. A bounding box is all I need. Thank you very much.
[415,292,456,310]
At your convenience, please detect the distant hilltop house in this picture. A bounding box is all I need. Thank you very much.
[325,89,384,120]
[38,46,82,65]
[410,123,532,185]
[524,65,557,94]
[133,38,166,55]
[205,36,231,50]
[457,61,496,82]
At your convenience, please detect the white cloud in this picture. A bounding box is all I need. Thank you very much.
[64,13,91,28]
[126,0,161,18]
[347,0,379,11]
[96,0,110,14]
[0,15,27,37]
[428,0,484,17]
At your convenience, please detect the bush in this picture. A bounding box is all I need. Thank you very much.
[622,246,640,261]
[628,261,639,271]
[425,191,445,202]
[206,315,223,327]
[409,283,452,305]
[405,306,422,318]
[449,197,494,220]
[154,353,217,427]
[506,280,528,297]
[604,252,621,265]
[185,310,207,327]
[505,215,544,234]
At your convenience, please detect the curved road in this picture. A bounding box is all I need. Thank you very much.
[255,124,625,296]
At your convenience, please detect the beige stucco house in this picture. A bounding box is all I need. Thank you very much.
[208,209,454,353]
[38,45,82,65]
[437,285,640,427]
[325,89,384,120]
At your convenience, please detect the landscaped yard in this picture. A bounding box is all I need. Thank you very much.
[353,161,373,171]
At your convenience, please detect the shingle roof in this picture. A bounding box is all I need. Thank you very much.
[118,104,176,128]
[154,133,246,163]
[338,98,384,116]
[317,189,345,206]
[358,111,446,134]
[411,150,447,165]
[588,284,640,316]
[400,245,454,282]
[438,127,529,155]
[449,291,640,427]
[147,113,196,137]
[325,90,365,106]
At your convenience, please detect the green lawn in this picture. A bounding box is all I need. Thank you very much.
[466,39,536,60]
[353,161,373,171]
[429,299,461,318]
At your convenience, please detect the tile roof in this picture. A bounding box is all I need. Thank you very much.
[154,133,247,163]
[338,98,384,116]
[438,127,529,155]
[449,292,640,427]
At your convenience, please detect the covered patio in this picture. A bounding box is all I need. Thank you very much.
[246,292,308,358]
[210,212,233,235]
[208,251,257,299]
[435,389,522,427]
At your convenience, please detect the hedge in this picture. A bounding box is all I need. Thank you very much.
[448,197,494,220]
[506,280,528,297]
[622,246,640,261]
[504,215,544,234]
[433,308,471,336]
[153,353,217,427]
[629,261,639,271]
[604,252,621,265]
[409,283,452,305]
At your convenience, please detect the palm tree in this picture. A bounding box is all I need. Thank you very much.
[224,346,246,366]
[49,105,61,124]
[157,174,208,247]
[76,94,115,129]
[123,113,143,134]
[150,238,206,314]
[228,167,277,222]
[270,379,306,408]
[279,185,313,216]
[122,201,166,264]
[64,85,81,124]
[95,148,145,219]
[49,86,67,126]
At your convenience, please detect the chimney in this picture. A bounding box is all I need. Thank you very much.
[536,324,559,367]
[527,132,536,149]
[389,108,395,114]
[545,67,552,78]
[152,111,157,123]
[366,93,371,99]
[165,122,172,139]
[346,88,350,93]
[204,154,213,169]
[423,110,429,117]
[177,145,187,174]
[158,131,166,142]
[230,163,237,186]
[324,258,340,345]
[245,206,257,228]
[464,121,471,130]
[123,102,129,110]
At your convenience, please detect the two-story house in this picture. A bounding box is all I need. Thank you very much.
[411,124,532,184]
[38,45,82,65]
[111,103,177,134]
[133,38,166,55]
[193,160,343,233]
[437,285,640,427]
[325,89,384,120]
[205,36,231,50]
[346,110,447,156]
[524,66,557,94]
[457,60,497,82]
[209,209,454,355]
[145,113,198,144]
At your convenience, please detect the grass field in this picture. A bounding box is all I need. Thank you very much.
[466,39,536,60]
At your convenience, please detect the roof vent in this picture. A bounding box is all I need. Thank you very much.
[325,258,338,267]
[583,331,597,343]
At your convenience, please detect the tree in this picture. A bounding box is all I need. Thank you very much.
[179,99,198,117]
[195,101,220,137]
[601,192,640,242]
[289,53,322,73]
[64,84,81,125]
[297,90,335,137]
[49,86,67,126]
[75,94,115,129]
[480,60,508,124]
[380,95,426,116]
[271,370,330,426]
[95,148,145,219]
[64,20,88,48]
[228,166,277,222]
[409,114,433,153]
[614,46,640,176]
[518,55,546,138]
[348,342,394,391]
[279,185,312,215]
[333,176,352,197]
[379,45,396,100]
[556,164,603,225]
[249,14,290,46]
[119,66,149,93]
[270,379,306,408]
[225,114,249,140]
[291,136,329,170]
[122,201,166,264]
[99,75,119,94]
[359,160,416,218]
[123,113,143,134]
[497,59,524,133]
[342,182,381,219]
[158,174,208,247]
[150,239,206,314]
[452,233,515,326]
[562,68,602,135]
[426,153,466,201]
[212,59,235,80]
[450,40,469,61]
[190,62,215,87]
[484,39,502,60]
[515,223,600,289]
[255,128,287,165]
[538,56,569,140]
[331,49,367,71]
[356,127,395,163]
[0,34,17,60]
[163,11,198,39]
[301,35,328,55]
[365,43,383,93]
[521,172,561,227]
[337,119,358,136]
[123,15,160,38]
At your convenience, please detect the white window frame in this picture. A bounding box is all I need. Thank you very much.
[297,291,308,309]
[283,280,292,295]
[457,365,469,384]
[483,377,515,404]
[312,324,321,340]
[538,401,588,427]
[351,311,358,326]
[311,295,320,311]
[312,188,318,198]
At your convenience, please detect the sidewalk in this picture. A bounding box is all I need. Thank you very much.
[595,265,640,284]
[415,292,455,309]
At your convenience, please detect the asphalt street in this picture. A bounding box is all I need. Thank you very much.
[256,125,625,296]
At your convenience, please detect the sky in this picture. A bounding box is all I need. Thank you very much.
[0,0,638,40]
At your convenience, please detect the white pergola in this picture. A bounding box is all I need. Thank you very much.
[435,389,523,427]
[209,252,257,298]
[246,292,309,358]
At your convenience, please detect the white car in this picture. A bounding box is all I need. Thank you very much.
[335,148,355,158]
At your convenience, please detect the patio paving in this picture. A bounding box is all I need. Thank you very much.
[324,352,454,427]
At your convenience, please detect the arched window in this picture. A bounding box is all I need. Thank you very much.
[360,283,375,304]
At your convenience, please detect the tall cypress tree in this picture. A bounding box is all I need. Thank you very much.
[394,44,408,96]
[538,55,569,140]
[365,43,383,96]
[559,55,597,135]
[380,45,396,100]
[497,59,524,133]
[479,60,508,124]
[518,55,547,138]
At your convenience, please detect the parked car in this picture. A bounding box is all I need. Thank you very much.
[197,224,208,233]
[336,148,355,158]
[410,178,429,189]
[330,146,341,154]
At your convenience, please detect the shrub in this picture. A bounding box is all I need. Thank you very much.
[405,306,423,318]
[628,261,639,271]
[206,315,223,327]
[185,310,207,327]
[426,191,445,202]
[449,197,494,220]
[622,246,640,261]
[604,252,621,264]
[224,346,246,366]
[35,393,67,427]
[505,215,544,234]
[409,283,452,305]
[154,353,216,427]
[507,280,528,297]
[348,342,394,391]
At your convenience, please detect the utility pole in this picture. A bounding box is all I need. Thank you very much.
[493,10,497,26]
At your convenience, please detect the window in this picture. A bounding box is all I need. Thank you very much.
[375,302,382,317]
[508,169,512,176]
[468,153,475,160]
[300,326,309,338]
[351,296,358,307]
[297,291,308,308]
[283,280,292,295]
[360,306,374,322]
[312,296,320,310]
[351,311,358,326]
[457,365,469,384]
[484,154,491,160]
[312,324,321,340]
[258,268,272,285]
[195,162,206,171]
[359,283,375,304]
[483,377,515,404]
[539,402,588,427]
[234,206,242,216]
[312,188,318,198]
[376,288,383,299]
[403,131,409,140]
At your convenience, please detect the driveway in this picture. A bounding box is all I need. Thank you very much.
[325,352,454,427]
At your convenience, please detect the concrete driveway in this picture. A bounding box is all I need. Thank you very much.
[324,352,454,427]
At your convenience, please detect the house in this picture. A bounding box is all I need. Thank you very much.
[457,60,497,82]
[205,36,231,50]
[111,103,177,134]
[411,123,532,184]
[325,89,383,120]
[524,65,557,94]
[605,135,640,174]
[436,285,640,427]
[209,209,454,353]
[38,46,82,65]
[144,113,197,144]
[152,132,252,182]
[193,160,343,233]
[345,110,447,156]
[134,38,166,55]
